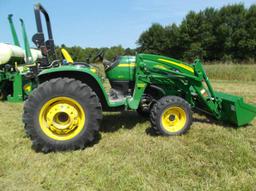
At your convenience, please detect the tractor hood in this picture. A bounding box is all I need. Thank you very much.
[106,56,136,82]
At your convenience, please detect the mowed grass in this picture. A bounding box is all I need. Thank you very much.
[0,80,256,191]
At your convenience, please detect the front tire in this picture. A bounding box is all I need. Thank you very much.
[150,96,192,136]
[23,78,102,152]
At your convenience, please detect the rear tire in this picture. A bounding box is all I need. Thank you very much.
[150,96,192,136]
[23,78,102,152]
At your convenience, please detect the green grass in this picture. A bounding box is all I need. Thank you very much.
[204,64,256,81]
[0,80,256,191]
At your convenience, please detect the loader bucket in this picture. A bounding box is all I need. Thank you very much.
[216,92,256,127]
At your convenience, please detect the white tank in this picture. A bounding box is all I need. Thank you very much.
[30,49,43,61]
[25,49,43,63]
[0,43,25,65]
[0,43,43,65]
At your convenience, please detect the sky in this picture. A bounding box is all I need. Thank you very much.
[0,0,255,48]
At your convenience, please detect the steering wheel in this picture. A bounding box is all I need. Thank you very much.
[102,59,112,70]
[92,49,105,62]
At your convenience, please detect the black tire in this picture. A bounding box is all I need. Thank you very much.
[150,96,192,136]
[23,78,102,152]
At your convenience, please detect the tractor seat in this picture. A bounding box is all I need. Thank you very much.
[61,48,74,64]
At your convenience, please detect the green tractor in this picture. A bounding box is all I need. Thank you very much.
[22,4,256,152]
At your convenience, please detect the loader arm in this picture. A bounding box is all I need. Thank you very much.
[129,54,256,126]
[127,54,220,115]
[32,3,56,67]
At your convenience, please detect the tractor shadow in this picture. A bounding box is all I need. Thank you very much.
[192,112,253,129]
[101,111,162,137]
[100,111,148,133]
[193,116,220,125]
[145,127,160,137]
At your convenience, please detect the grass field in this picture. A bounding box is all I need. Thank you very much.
[0,80,256,191]
[204,64,256,81]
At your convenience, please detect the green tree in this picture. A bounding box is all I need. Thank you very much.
[164,24,182,58]
[105,45,125,60]
[137,23,167,55]
[244,5,256,59]
[137,4,256,62]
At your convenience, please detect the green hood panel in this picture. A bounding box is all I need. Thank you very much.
[106,56,136,81]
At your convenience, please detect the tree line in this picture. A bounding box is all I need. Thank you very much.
[56,45,135,62]
[58,4,256,63]
[137,4,256,62]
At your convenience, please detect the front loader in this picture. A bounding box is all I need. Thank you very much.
[22,4,256,152]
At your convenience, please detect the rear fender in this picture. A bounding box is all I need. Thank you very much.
[37,65,113,110]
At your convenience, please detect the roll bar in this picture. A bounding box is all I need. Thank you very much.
[32,3,56,66]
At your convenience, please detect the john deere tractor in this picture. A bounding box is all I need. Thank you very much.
[22,4,256,152]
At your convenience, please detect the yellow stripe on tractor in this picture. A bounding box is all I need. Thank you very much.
[158,58,194,73]
[118,63,136,67]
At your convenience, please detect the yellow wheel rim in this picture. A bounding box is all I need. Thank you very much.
[39,97,86,141]
[161,106,187,133]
